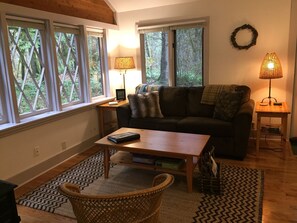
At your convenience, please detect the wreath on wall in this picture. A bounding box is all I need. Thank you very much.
[230,24,258,50]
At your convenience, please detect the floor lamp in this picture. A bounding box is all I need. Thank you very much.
[114,57,135,100]
[259,52,283,105]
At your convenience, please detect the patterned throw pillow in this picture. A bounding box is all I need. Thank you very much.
[128,92,164,118]
[213,91,242,121]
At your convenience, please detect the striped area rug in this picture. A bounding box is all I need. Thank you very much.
[17,151,264,222]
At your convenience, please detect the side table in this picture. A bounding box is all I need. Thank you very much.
[255,102,290,158]
[97,100,129,137]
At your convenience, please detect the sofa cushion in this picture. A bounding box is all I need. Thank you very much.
[159,86,187,116]
[187,87,215,117]
[213,91,243,121]
[177,117,233,137]
[234,85,251,104]
[128,92,163,118]
[129,117,182,132]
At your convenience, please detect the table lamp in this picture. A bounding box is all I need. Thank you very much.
[259,52,283,105]
[114,57,135,90]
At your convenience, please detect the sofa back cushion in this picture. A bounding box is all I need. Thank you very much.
[158,86,187,116]
[187,87,215,117]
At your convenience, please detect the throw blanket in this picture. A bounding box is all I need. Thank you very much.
[201,84,236,105]
[135,84,161,94]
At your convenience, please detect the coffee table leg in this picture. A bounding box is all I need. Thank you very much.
[104,146,110,178]
[186,156,193,193]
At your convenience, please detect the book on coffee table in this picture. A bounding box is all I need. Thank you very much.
[107,132,140,143]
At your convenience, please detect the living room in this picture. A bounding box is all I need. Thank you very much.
[0,0,296,222]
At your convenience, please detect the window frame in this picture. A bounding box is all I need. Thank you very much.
[0,8,112,133]
[138,17,209,86]
[0,68,7,125]
[6,18,52,119]
[54,23,84,108]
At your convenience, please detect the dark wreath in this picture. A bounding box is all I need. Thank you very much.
[230,24,258,50]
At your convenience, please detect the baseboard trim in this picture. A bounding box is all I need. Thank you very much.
[8,135,100,186]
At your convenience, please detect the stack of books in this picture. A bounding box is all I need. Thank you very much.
[155,157,185,170]
[132,153,156,165]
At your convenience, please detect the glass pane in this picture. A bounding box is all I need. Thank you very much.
[144,31,169,85]
[87,35,103,98]
[8,25,49,116]
[175,27,203,86]
[55,31,81,105]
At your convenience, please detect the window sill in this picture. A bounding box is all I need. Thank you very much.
[0,97,115,138]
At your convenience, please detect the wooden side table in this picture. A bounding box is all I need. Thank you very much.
[97,100,129,137]
[255,102,290,158]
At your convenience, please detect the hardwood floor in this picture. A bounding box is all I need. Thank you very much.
[15,140,297,223]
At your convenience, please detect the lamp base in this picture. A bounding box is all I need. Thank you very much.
[261,97,277,105]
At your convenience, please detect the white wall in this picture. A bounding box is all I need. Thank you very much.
[0,108,99,183]
[288,1,297,137]
[108,0,293,123]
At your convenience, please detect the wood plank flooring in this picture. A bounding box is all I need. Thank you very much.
[14,139,297,223]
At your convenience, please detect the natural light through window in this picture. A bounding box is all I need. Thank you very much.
[87,32,104,98]
[140,21,206,87]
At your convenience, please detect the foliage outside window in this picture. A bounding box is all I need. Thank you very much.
[55,28,82,106]
[87,32,104,98]
[175,27,203,86]
[140,23,205,87]
[7,21,50,117]
[144,31,169,85]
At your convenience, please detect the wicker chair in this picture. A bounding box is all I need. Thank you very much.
[58,173,174,223]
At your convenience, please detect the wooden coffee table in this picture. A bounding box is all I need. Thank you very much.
[95,128,210,192]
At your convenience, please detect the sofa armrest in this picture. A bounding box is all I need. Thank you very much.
[232,99,255,159]
[116,104,131,128]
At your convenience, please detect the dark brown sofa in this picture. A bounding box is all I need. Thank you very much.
[116,84,254,160]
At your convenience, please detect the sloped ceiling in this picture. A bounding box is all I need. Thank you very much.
[106,0,198,12]
[0,0,116,24]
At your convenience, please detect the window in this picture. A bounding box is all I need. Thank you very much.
[87,31,105,99]
[54,25,82,107]
[139,20,207,86]
[0,13,109,130]
[7,19,50,118]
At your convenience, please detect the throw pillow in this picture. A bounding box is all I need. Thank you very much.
[213,91,242,121]
[128,92,164,118]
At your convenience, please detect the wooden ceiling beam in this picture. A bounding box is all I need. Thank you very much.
[0,0,116,25]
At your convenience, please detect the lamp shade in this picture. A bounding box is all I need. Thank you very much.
[259,52,283,79]
[114,57,135,70]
